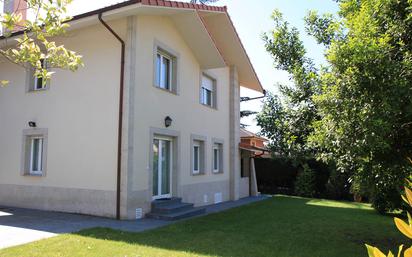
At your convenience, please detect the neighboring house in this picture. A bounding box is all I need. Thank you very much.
[240,127,269,156]
[0,0,263,220]
[238,128,269,197]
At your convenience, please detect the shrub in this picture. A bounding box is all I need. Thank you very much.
[366,181,412,256]
[254,157,298,195]
[294,164,316,197]
[370,184,403,214]
[325,169,351,200]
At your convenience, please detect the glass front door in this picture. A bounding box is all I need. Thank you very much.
[153,138,172,199]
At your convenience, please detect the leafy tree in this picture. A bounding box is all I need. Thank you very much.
[308,0,412,212]
[257,10,320,166]
[259,0,412,212]
[0,0,83,86]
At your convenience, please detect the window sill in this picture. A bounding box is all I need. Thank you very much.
[153,85,178,95]
[192,171,206,176]
[200,103,217,110]
[212,170,224,175]
[27,88,48,94]
[23,173,44,177]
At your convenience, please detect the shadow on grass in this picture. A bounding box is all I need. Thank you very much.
[71,196,407,257]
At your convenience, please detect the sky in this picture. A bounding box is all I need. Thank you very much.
[67,0,339,133]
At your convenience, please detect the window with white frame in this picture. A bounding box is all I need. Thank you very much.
[200,74,216,107]
[212,142,223,173]
[29,136,44,175]
[156,51,171,90]
[22,129,48,176]
[155,47,177,93]
[191,136,206,175]
[193,141,200,174]
[30,59,48,91]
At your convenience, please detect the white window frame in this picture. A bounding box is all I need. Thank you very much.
[34,59,46,91]
[27,59,49,92]
[201,87,213,106]
[191,135,206,175]
[153,41,179,94]
[156,52,173,91]
[152,136,173,200]
[193,142,200,174]
[213,144,220,173]
[29,136,43,175]
[200,73,217,108]
[21,128,48,177]
[211,138,224,174]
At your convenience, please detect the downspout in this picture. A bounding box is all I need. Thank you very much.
[98,13,125,220]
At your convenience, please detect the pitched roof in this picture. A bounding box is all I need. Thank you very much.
[1,0,264,92]
[71,0,227,22]
[240,128,268,141]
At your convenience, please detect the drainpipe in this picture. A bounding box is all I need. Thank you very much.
[98,13,125,220]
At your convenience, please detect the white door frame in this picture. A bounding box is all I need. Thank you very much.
[153,137,173,200]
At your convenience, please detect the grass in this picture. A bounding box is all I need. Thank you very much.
[0,195,407,257]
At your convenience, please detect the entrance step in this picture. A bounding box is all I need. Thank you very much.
[147,198,206,221]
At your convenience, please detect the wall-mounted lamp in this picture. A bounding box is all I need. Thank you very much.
[28,121,37,128]
[164,116,172,128]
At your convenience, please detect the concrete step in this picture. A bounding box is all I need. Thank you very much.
[146,206,206,221]
[151,202,194,214]
[151,197,182,208]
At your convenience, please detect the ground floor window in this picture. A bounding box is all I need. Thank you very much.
[212,142,223,173]
[29,137,44,175]
[191,135,206,175]
[22,128,48,176]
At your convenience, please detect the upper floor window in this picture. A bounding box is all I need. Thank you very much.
[33,59,46,91]
[154,44,178,94]
[27,59,49,92]
[200,74,216,108]
[156,51,172,90]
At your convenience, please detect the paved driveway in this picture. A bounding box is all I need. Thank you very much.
[0,206,169,249]
[0,196,267,249]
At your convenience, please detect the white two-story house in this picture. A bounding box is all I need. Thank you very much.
[0,0,263,220]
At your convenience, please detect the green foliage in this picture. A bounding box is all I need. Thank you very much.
[366,182,412,257]
[325,169,351,200]
[258,10,319,165]
[260,1,412,212]
[294,164,316,197]
[0,0,83,85]
[309,0,412,212]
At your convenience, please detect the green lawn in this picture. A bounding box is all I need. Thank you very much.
[0,195,407,257]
